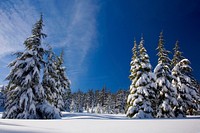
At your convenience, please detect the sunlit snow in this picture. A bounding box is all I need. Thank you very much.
[0,112,199,133]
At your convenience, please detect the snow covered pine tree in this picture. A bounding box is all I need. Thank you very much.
[85,89,95,113]
[42,48,62,116]
[126,39,140,118]
[115,89,127,114]
[126,37,156,118]
[171,41,186,117]
[3,15,60,119]
[55,51,70,111]
[70,90,84,112]
[104,91,115,114]
[171,41,184,68]
[154,32,178,118]
[172,57,200,116]
[0,85,5,109]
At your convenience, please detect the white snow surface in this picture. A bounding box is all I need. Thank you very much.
[0,112,200,133]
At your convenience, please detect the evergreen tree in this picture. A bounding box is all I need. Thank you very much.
[138,37,157,116]
[42,48,63,117]
[171,41,185,117]
[126,37,156,118]
[64,88,72,112]
[92,88,105,113]
[171,40,184,67]
[70,89,84,113]
[100,86,107,107]
[172,59,200,116]
[115,89,127,114]
[3,15,60,119]
[94,90,101,107]
[70,99,77,113]
[104,92,115,114]
[128,39,138,81]
[55,51,70,111]
[42,49,58,106]
[0,85,5,109]
[199,83,200,94]
[85,89,95,113]
[154,32,178,118]
[127,39,140,117]
[76,89,84,112]
[82,93,88,111]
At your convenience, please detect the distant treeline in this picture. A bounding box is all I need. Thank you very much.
[65,87,129,114]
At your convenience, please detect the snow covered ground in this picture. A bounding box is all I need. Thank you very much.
[0,112,200,133]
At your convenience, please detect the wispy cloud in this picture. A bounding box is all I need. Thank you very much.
[58,0,99,87]
[0,0,38,83]
[38,0,99,88]
[0,1,38,57]
[0,0,99,88]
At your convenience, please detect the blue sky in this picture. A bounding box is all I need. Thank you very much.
[0,0,200,92]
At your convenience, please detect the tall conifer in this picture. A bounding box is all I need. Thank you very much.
[127,37,156,118]
[154,32,178,118]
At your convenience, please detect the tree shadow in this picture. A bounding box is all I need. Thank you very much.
[0,129,37,133]
[0,122,26,127]
[62,113,128,120]
[62,113,200,120]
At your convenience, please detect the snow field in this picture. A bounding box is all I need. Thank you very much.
[0,112,200,133]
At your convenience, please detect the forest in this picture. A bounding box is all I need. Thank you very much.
[0,15,199,119]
